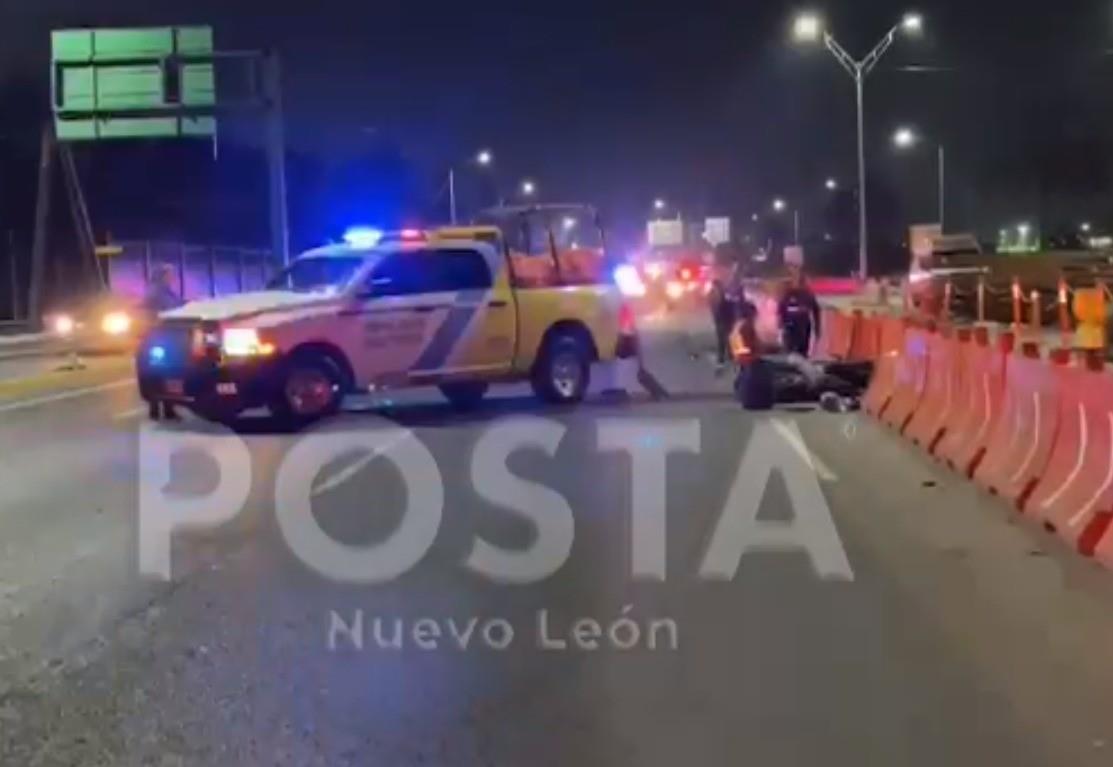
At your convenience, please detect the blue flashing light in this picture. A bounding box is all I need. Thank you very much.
[343,226,384,248]
[149,345,167,364]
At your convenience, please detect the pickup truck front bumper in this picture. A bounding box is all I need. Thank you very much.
[136,324,281,418]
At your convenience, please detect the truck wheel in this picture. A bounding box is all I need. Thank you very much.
[439,381,489,411]
[271,352,344,428]
[532,334,591,405]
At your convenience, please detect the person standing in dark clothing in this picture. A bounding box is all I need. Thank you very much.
[778,267,821,357]
[708,275,736,367]
[143,265,185,421]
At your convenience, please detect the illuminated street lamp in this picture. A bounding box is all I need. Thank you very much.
[893,126,947,230]
[893,127,917,149]
[793,14,823,43]
[1081,222,1093,234]
[449,148,496,223]
[902,13,924,34]
[772,198,800,244]
[521,180,537,197]
[793,10,925,276]
[825,178,838,191]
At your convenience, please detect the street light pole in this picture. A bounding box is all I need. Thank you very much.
[449,168,457,224]
[855,75,866,276]
[937,144,946,231]
[894,127,946,231]
[796,13,922,277]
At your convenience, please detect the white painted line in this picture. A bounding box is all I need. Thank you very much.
[0,379,133,415]
[1069,412,1113,528]
[311,430,412,497]
[971,375,993,444]
[1010,392,1042,483]
[113,405,149,421]
[772,419,839,483]
[1041,403,1088,511]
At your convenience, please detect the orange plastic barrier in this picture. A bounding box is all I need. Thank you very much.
[1026,365,1113,549]
[904,329,962,452]
[824,309,854,360]
[972,348,1066,507]
[863,317,907,416]
[934,329,1009,475]
[848,311,881,361]
[879,327,931,432]
[812,308,835,359]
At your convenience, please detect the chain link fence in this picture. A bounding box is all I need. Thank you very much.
[105,241,278,301]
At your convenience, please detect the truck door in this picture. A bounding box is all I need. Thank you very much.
[408,246,515,379]
[343,252,438,389]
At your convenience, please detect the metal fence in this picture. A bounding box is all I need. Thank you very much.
[105,241,279,302]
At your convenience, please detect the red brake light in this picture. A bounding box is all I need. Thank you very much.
[680,268,693,281]
[619,304,636,335]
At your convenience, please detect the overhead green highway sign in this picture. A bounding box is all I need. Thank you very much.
[51,26,216,141]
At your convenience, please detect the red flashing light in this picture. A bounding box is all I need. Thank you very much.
[400,229,425,241]
[680,268,693,281]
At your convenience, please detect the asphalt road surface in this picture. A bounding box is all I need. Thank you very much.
[3,311,1113,766]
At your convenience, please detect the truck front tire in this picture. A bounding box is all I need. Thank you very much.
[532,334,591,405]
[270,352,344,428]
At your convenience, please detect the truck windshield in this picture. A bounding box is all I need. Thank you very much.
[266,256,365,293]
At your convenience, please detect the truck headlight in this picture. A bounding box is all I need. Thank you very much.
[101,311,132,336]
[53,314,76,337]
[222,328,276,358]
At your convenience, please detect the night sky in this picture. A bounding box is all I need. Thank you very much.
[2,1,1113,255]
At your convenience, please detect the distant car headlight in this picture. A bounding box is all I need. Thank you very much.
[613,264,647,298]
[101,311,132,336]
[53,314,76,337]
[665,281,684,300]
[222,328,276,358]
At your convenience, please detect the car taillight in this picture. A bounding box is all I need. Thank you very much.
[680,268,693,282]
[619,304,636,335]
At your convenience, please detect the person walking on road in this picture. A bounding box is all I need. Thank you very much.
[778,266,821,357]
[142,264,185,421]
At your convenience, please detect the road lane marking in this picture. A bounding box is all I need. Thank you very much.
[772,419,839,483]
[311,430,413,497]
[113,405,150,421]
[0,379,133,415]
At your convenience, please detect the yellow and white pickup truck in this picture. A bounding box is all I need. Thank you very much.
[136,223,637,426]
